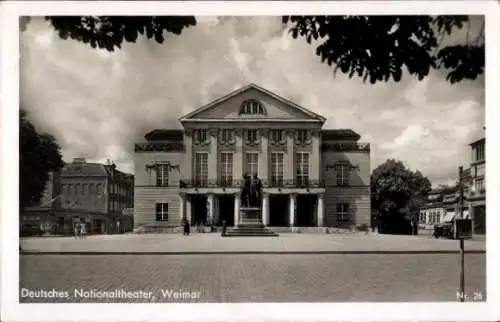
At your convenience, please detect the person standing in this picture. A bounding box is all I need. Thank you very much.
[73,223,79,239]
[80,222,86,239]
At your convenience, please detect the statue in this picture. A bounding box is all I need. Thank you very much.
[250,173,262,207]
[241,173,252,207]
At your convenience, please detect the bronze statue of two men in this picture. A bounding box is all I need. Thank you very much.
[241,173,262,208]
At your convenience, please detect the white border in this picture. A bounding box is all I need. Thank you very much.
[1,1,498,321]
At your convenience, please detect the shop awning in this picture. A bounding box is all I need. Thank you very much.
[442,212,457,222]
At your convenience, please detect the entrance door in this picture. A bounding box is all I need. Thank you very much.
[269,194,289,226]
[297,195,317,227]
[218,195,234,226]
[474,205,486,235]
[191,195,208,225]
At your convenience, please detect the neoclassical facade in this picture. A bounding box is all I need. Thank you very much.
[134,84,371,231]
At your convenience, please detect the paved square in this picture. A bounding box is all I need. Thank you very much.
[20,253,486,302]
[20,233,486,253]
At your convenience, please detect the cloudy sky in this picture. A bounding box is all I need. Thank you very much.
[20,16,485,187]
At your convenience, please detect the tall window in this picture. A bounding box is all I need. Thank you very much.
[156,162,169,187]
[296,152,309,186]
[245,153,259,177]
[335,162,351,186]
[246,129,258,144]
[155,203,168,221]
[336,203,349,221]
[193,129,208,143]
[194,153,208,185]
[271,152,284,185]
[270,129,285,144]
[220,153,233,185]
[475,178,485,192]
[475,143,485,162]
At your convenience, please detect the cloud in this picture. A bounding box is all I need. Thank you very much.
[20,16,485,187]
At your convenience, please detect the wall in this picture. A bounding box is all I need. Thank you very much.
[134,152,183,186]
[322,149,371,228]
[60,177,108,213]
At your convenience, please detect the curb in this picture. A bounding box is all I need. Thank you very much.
[20,250,486,255]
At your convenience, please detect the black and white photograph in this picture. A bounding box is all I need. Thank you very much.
[1,1,499,321]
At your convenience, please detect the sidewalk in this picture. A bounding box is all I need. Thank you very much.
[20,233,487,254]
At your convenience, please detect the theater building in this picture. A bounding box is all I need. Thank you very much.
[134,84,371,232]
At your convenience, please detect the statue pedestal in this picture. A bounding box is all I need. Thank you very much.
[239,207,262,226]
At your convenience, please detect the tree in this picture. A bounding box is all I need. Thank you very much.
[20,15,483,85]
[20,16,197,51]
[371,159,432,234]
[283,16,484,84]
[20,109,64,209]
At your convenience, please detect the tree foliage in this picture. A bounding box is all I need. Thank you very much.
[20,15,483,84]
[20,109,64,208]
[21,16,196,51]
[283,15,484,84]
[371,159,432,233]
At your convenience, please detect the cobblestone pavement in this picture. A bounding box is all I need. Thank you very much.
[19,253,486,302]
[20,233,486,253]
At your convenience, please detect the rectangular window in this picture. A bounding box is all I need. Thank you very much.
[194,153,208,186]
[220,129,234,143]
[475,178,485,192]
[220,153,233,186]
[336,203,349,221]
[270,129,284,143]
[155,162,169,187]
[271,152,284,185]
[475,143,485,162]
[296,152,309,186]
[335,163,350,186]
[245,153,259,178]
[155,203,168,221]
[246,129,258,144]
[296,130,310,143]
[193,129,208,143]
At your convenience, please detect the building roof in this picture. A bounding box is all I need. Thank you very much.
[179,83,327,123]
[469,137,485,146]
[61,161,108,177]
[144,129,183,141]
[321,129,361,141]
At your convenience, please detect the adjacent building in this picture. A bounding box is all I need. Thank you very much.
[465,137,486,235]
[20,171,62,236]
[418,136,486,236]
[134,83,371,232]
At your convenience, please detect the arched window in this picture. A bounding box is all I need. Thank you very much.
[239,99,265,115]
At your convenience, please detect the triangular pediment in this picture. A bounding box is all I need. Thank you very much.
[179,84,326,123]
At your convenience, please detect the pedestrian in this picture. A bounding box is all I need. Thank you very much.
[73,223,79,239]
[183,219,190,236]
[80,222,86,239]
[221,220,227,237]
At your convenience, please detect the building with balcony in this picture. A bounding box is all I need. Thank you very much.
[134,84,371,232]
[465,137,486,235]
[55,158,135,234]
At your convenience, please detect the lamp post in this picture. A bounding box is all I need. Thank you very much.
[458,166,465,302]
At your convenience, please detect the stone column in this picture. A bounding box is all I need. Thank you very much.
[289,194,296,227]
[234,192,241,228]
[186,196,192,224]
[262,193,270,226]
[179,194,186,221]
[183,130,193,181]
[285,130,295,182]
[317,193,324,227]
[234,129,244,182]
[259,129,269,181]
[208,129,218,183]
[213,196,219,225]
[207,193,214,225]
[468,202,475,234]
[310,130,320,182]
